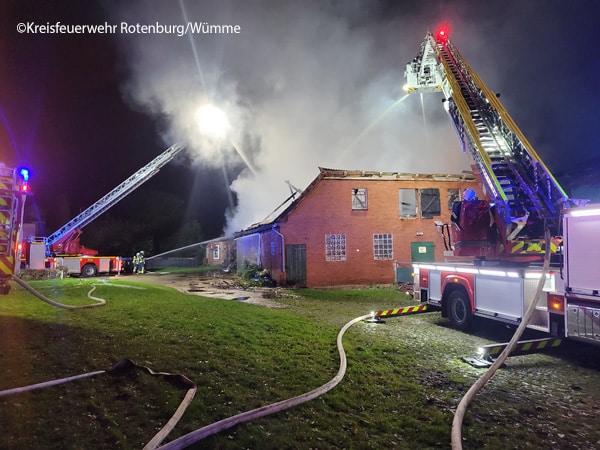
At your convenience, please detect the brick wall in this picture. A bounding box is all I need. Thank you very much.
[279,174,482,286]
[207,240,235,266]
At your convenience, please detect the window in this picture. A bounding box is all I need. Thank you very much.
[373,234,393,260]
[399,189,417,218]
[325,234,346,261]
[447,188,460,209]
[270,241,276,256]
[420,188,440,218]
[352,188,368,210]
[213,245,220,260]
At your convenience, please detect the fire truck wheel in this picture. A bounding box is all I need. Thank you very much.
[447,289,472,330]
[81,263,98,278]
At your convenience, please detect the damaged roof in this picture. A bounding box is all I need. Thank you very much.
[235,167,477,238]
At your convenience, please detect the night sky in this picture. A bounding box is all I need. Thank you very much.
[2,1,599,252]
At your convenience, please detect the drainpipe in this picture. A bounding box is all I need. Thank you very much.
[253,233,262,267]
[272,225,285,273]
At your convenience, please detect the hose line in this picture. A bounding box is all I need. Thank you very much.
[11,274,106,309]
[0,359,197,450]
[157,314,371,449]
[5,278,373,448]
[451,230,553,449]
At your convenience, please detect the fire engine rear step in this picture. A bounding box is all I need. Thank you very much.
[462,337,563,367]
[365,304,429,323]
[479,337,563,358]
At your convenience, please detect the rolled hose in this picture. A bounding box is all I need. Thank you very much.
[11,274,106,309]
[156,314,371,449]
[451,230,553,449]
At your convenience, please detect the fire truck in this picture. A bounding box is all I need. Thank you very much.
[406,26,600,346]
[27,143,185,278]
[0,165,30,294]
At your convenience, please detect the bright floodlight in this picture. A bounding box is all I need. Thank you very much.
[196,104,229,140]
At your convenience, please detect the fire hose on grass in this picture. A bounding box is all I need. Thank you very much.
[0,306,372,449]
[11,274,107,309]
[0,359,197,450]
[451,230,553,450]
[156,313,371,449]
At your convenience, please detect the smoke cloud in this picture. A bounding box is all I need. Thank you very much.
[111,1,472,235]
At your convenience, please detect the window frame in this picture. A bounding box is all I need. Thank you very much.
[373,233,393,260]
[420,188,441,218]
[447,188,460,210]
[352,188,368,210]
[325,233,347,261]
[399,188,418,218]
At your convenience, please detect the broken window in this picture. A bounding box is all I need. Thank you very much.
[399,188,417,218]
[352,188,368,210]
[325,234,346,261]
[447,188,460,209]
[420,188,440,218]
[213,245,220,260]
[373,233,393,260]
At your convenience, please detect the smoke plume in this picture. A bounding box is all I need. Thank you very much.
[111,1,472,235]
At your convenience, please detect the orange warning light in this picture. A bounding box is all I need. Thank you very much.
[547,294,564,313]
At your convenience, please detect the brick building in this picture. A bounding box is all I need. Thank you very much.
[206,239,235,268]
[235,168,482,287]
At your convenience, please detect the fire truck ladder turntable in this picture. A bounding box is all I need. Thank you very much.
[45,143,185,251]
[404,29,572,248]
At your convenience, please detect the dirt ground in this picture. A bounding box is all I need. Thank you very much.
[128,271,289,308]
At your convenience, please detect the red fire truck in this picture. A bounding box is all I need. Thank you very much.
[26,143,184,278]
[0,165,29,294]
[406,26,600,346]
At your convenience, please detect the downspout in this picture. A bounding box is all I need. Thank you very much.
[258,232,261,267]
[272,225,286,273]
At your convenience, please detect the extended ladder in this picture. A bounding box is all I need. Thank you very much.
[46,143,185,247]
[405,30,570,241]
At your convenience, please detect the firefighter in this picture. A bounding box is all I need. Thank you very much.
[132,252,139,274]
[137,251,145,274]
[463,188,478,201]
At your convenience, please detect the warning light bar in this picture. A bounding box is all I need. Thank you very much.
[17,167,30,193]
[19,168,30,181]
[436,24,450,43]
[568,207,600,218]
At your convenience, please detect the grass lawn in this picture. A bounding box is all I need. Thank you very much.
[1,275,599,449]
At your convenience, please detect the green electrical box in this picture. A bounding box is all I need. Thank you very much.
[411,241,435,262]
